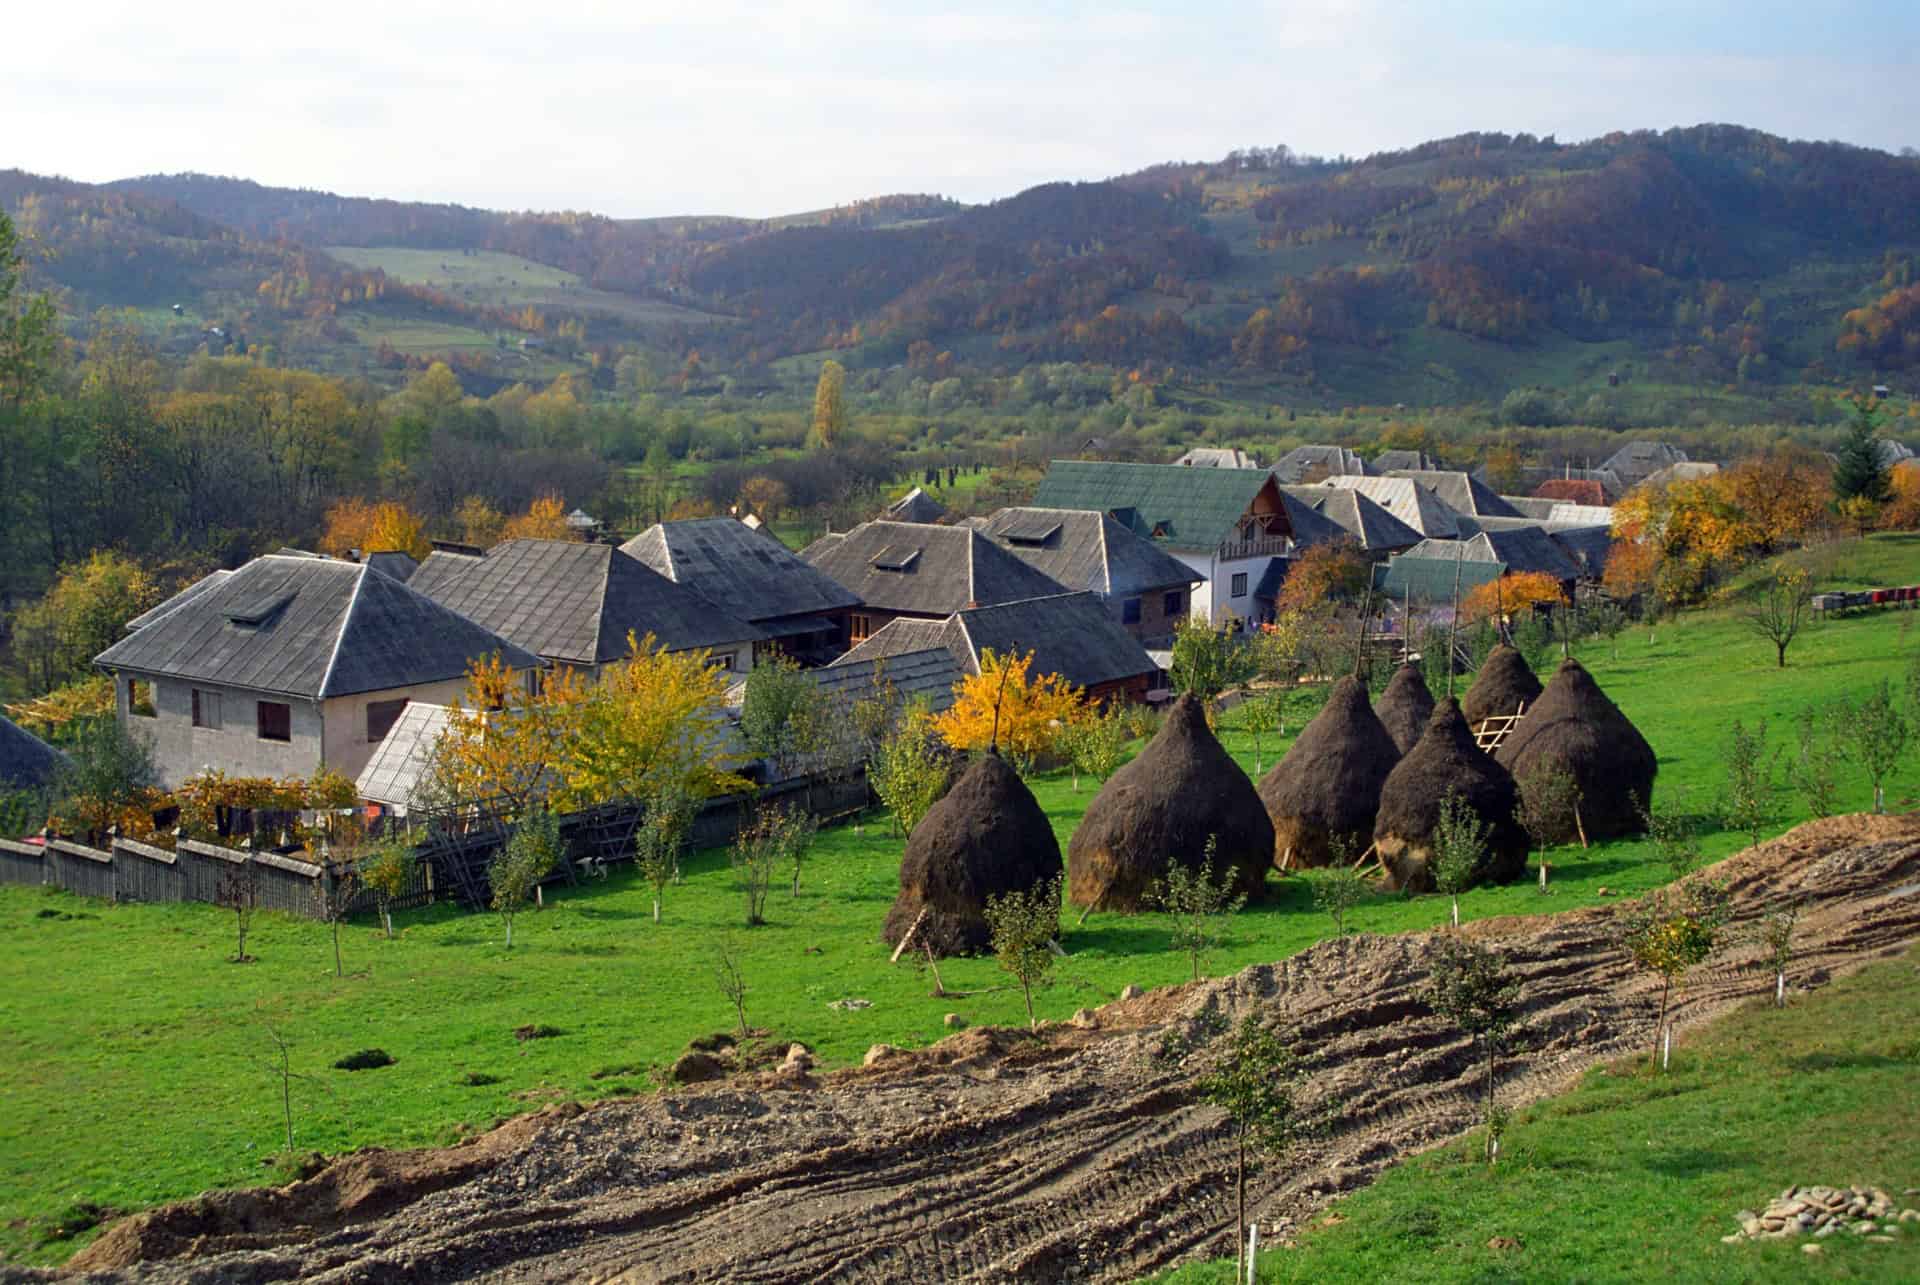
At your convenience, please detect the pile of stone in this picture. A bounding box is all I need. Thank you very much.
[1723,1184,1918,1246]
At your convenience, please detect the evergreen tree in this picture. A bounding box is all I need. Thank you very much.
[1832,397,1890,503]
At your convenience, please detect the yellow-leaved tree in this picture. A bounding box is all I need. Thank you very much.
[1460,571,1567,623]
[454,495,505,548]
[320,498,430,560]
[811,359,846,448]
[431,637,747,818]
[501,493,577,542]
[934,649,1089,766]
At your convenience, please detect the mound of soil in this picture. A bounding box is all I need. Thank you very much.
[60,814,1920,1284]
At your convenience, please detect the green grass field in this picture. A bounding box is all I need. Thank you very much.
[1145,941,1920,1285]
[326,246,731,327]
[3,538,1917,1265]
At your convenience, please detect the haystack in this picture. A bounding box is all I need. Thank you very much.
[1373,698,1528,892]
[1495,657,1656,839]
[1461,644,1542,730]
[1068,694,1271,911]
[1374,664,1435,756]
[1257,676,1399,870]
[882,751,1062,957]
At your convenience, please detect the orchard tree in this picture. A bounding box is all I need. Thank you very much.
[869,704,951,836]
[1426,936,1522,1162]
[1196,1017,1303,1283]
[1741,567,1811,668]
[1833,679,1909,813]
[359,839,416,938]
[1621,881,1731,1071]
[1150,838,1248,980]
[1169,616,1253,705]
[983,876,1062,1031]
[933,649,1086,769]
[1431,791,1489,927]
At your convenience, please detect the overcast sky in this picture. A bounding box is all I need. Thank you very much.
[10,1,1917,218]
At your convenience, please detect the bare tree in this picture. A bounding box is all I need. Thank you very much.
[1742,569,1811,669]
[714,936,749,1039]
[217,859,260,963]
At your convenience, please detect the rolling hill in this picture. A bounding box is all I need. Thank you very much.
[9,124,1920,404]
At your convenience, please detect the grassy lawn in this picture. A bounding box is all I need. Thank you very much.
[1145,942,1920,1285]
[2,538,1917,1264]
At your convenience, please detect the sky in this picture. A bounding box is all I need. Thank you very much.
[9,0,1918,219]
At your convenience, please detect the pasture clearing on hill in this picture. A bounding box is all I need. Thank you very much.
[326,246,734,327]
[2,537,1916,1266]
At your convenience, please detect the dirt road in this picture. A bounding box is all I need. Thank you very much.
[49,814,1920,1283]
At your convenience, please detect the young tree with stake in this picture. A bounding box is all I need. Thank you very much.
[1833,680,1909,814]
[1150,837,1248,980]
[1621,881,1730,1071]
[1721,719,1776,849]
[1759,902,1798,1009]
[714,936,750,1039]
[217,859,260,963]
[1426,937,1522,1163]
[1431,791,1489,928]
[983,876,1062,1031]
[358,839,415,939]
[1238,691,1280,774]
[1515,759,1582,890]
[490,809,560,950]
[313,847,360,978]
[634,786,695,923]
[1195,1016,1303,1284]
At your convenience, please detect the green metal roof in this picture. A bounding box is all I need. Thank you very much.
[1031,460,1276,550]
[1375,553,1506,605]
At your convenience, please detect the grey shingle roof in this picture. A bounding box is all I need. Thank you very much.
[353,702,450,808]
[1320,476,1460,539]
[621,517,861,625]
[1548,526,1616,579]
[1032,460,1345,551]
[1603,441,1689,487]
[125,570,233,631]
[363,551,419,583]
[0,714,66,791]
[95,555,543,699]
[411,539,762,666]
[1272,445,1366,483]
[817,647,964,713]
[1641,461,1720,489]
[1471,527,1583,581]
[973,507,1201,598]
[1385,470,1524,520]
[882,487,949,523]
[1283,486,1421,551]
[800,521,1067,617]
[836,592,1156,692]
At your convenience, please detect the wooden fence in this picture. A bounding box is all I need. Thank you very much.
[0,765,872,922]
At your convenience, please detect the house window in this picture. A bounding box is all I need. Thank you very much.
[127,679,156,718]
[850,614,873,644]
[709,650,736,673]
[1121,597,1142,624]
[366,699,407,744]
[256,700,292,743]
[191,688,222,729]
[1164,590,1184,617]
[1231,572,1248,598]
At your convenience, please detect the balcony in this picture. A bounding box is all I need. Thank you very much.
[1215,535,1291,562]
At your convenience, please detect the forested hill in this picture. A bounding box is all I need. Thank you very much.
[17,124,1920,403]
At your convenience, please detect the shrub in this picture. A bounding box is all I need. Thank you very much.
[332,1048,395,1071]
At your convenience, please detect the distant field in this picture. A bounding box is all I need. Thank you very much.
[326,246,733,327]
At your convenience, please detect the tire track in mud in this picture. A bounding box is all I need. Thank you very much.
[51,815,1920,1284]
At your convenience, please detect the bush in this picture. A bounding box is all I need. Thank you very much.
[332,1048,396,1071]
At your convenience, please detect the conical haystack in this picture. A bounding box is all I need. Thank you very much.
[1495,657,1656,839]
[1373,698,1528,892]
[1375,664,1436,756]
[1461,644,1542,730]
[1068,694,1271,911]
[883,751,1062,957]
[1257,676,1399,870]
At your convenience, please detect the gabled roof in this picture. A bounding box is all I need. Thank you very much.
[817,647,965,714]
[1603,440,1689,485]
[1282,486,1421,551]
[1272,444,1366,483]
[800,521,1067,617]
[882,487,949,524]
[95,555,542,699]
[1375,546,1507,603]
[1320,476,1461,539]
[1370,449,1442,473]
[0,714,66,792]
[1385,470,1523,520]
[354,702,450,808]
[837,592,1156,691]
[1032,460,1344,551]
[1471,527,1583,581]
[1172,447,1261,470]
[410,539,762,666]
[972,507,1201,597]
[621,517,860,625]
[1548,526,1616,579]
[125,570,233,631]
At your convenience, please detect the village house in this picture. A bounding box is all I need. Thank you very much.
[1383,469,1525,522]
[94,554,542,789]
[1279,486,1422,554]
[1031,460,1345,626]
[1171,447,1261,470]
[620,517,862,667]
[409,538,762,677]
[1317,475,1463,540]
[963,507,1203,643]
[801,520,1069,645]
[1271,444,1367,484]
[880,487,949,524]
[836,591,1160,706]
[815,647,966,715]
[1603,440,1691,491]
